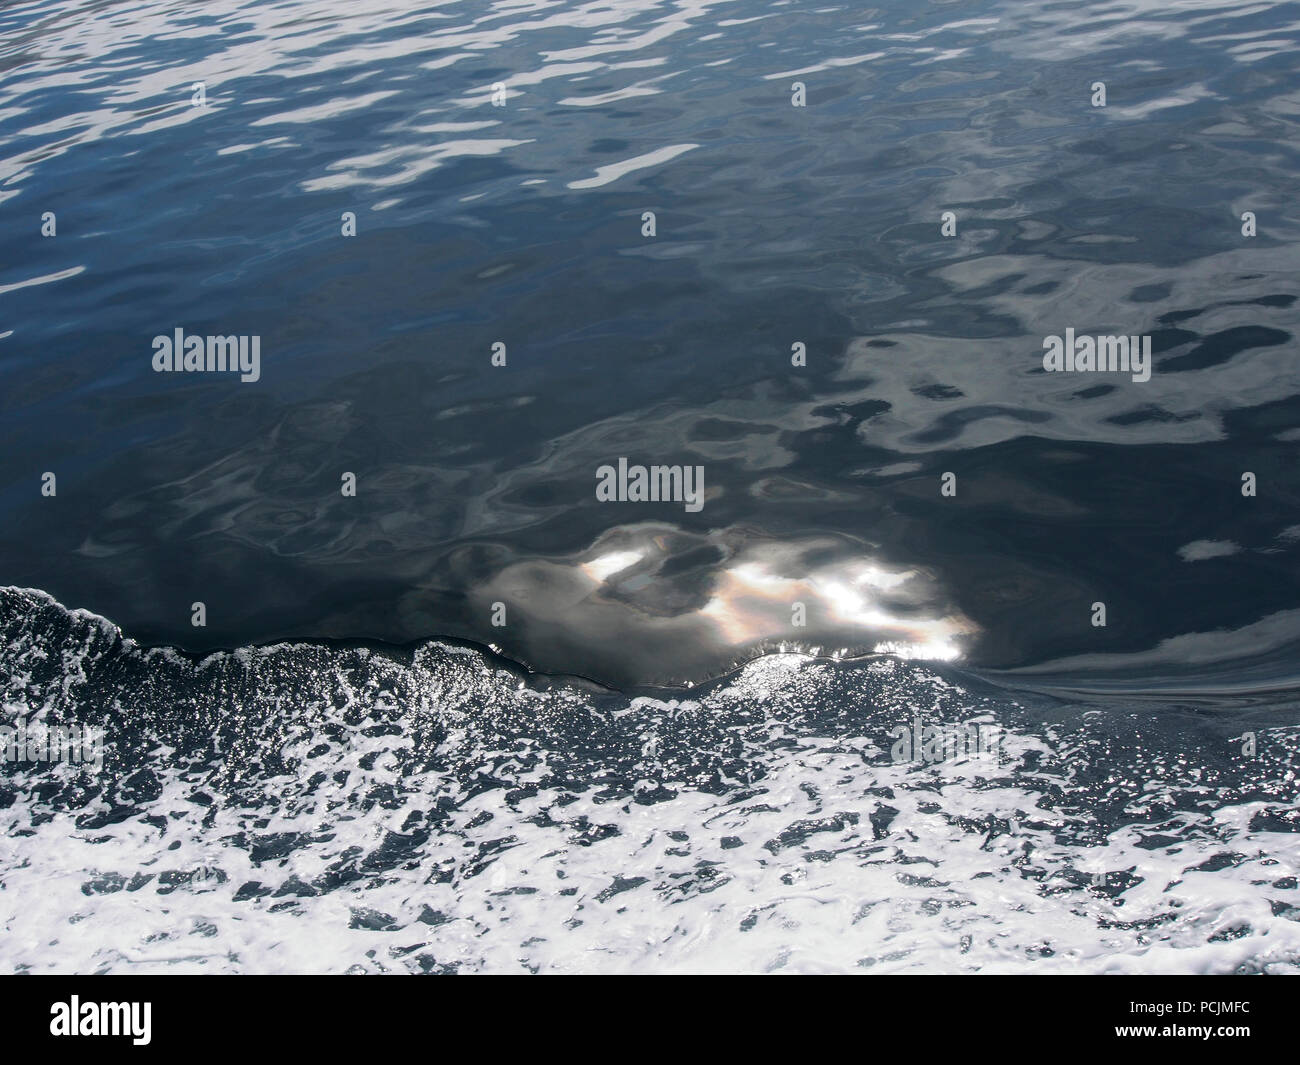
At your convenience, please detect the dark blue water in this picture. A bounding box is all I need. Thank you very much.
[1,0,1298,973]
[2,0,1298,685]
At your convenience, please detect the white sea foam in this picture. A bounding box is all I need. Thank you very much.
[1,594,1297,975]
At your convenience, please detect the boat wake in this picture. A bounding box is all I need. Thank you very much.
[2,587,1298,973]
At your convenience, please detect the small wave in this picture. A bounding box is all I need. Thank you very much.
[1,587,1297,973]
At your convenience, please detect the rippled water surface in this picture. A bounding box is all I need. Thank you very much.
[2,0,1299,683]
[1,0,1299,973]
